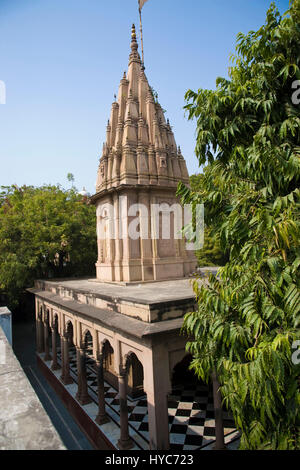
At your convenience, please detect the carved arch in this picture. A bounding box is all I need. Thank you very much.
[44,308,50,323]
[100,339,115,374]
[122,350,143,375]
[81,328,94,351]
[51,312,59,330]
[121,346,144,370]
[64,319,74,340]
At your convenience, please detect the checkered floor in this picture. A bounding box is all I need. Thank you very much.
[56,343,238,450]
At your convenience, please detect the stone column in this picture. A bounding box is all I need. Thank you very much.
[76,347,92,405]
[117,367,134,450]
[144,342,170,450]
[51,326,60,370]
[44,320,51,361]
[60,335,64,372]
[95,353,110,425]
[60,335,73,385]
[36,316,44,354]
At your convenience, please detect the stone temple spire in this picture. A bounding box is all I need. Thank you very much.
[92,25,196,284]
[96,25,189,193]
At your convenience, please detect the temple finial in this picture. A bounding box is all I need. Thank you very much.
[131,24,136,40]
[131,24,138,52]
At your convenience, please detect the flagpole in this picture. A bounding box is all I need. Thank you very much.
[139,6,145,67]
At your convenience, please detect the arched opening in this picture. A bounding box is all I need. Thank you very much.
[36,305,45,354]
[102,340,117,389]
[50,314,60,371]
[127,353,144,399]
[168,355,236,450]
[59,320,75,385]
[44,309,52,361]
[172,354,198,387]
[81,330,97,391]
[124,353,148,444]
[66,320,73,338]
[65,321,76,369]
[53,314,59,346]
[67,321,74,348]
[45,309,51,335]
[84,330,94,365]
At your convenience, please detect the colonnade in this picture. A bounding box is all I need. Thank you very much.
[35,299,176,450]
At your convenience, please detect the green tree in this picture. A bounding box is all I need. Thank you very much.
[195,227,228,267]
[0,184,97,311]
[190,173,229,267]
[67,173,75,188]
[178,1,300,449]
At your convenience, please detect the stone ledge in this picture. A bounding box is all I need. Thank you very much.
[28,288,186,341]
[31,278,197,323]
[0,327,65,450]
[36,355,116,450]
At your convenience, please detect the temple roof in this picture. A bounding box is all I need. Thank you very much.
[95,24,189,194]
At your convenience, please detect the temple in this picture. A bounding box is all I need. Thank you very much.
[91,24,197,283]
[30,25,238,451]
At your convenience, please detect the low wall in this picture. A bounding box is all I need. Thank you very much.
[37,355,115,450]
[0,325,65,450]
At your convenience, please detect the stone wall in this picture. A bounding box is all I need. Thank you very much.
[0,324,65,450]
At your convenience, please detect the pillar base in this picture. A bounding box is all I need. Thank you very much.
[51,363,60,371]
[95,414,110,425]
[117,438,134,450]
[76,393,92,406]
[60,375,74,385]
[213,444,227,450]
[44,354,52,362]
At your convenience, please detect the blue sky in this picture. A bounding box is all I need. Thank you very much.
[0,0,290,194]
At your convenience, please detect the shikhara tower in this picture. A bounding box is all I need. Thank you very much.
[91,25,197,283]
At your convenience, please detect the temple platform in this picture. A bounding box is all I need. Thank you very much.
[32,277,200,323]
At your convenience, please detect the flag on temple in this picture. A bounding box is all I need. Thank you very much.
[139,0,149,11]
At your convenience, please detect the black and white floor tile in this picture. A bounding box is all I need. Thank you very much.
[54,344,239,451]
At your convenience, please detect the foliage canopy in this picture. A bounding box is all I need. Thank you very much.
[0,184,97,310]
[178,1,300,449]
[190,173,229,267]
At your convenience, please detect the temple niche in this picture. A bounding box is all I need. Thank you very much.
[91,25,197,283]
